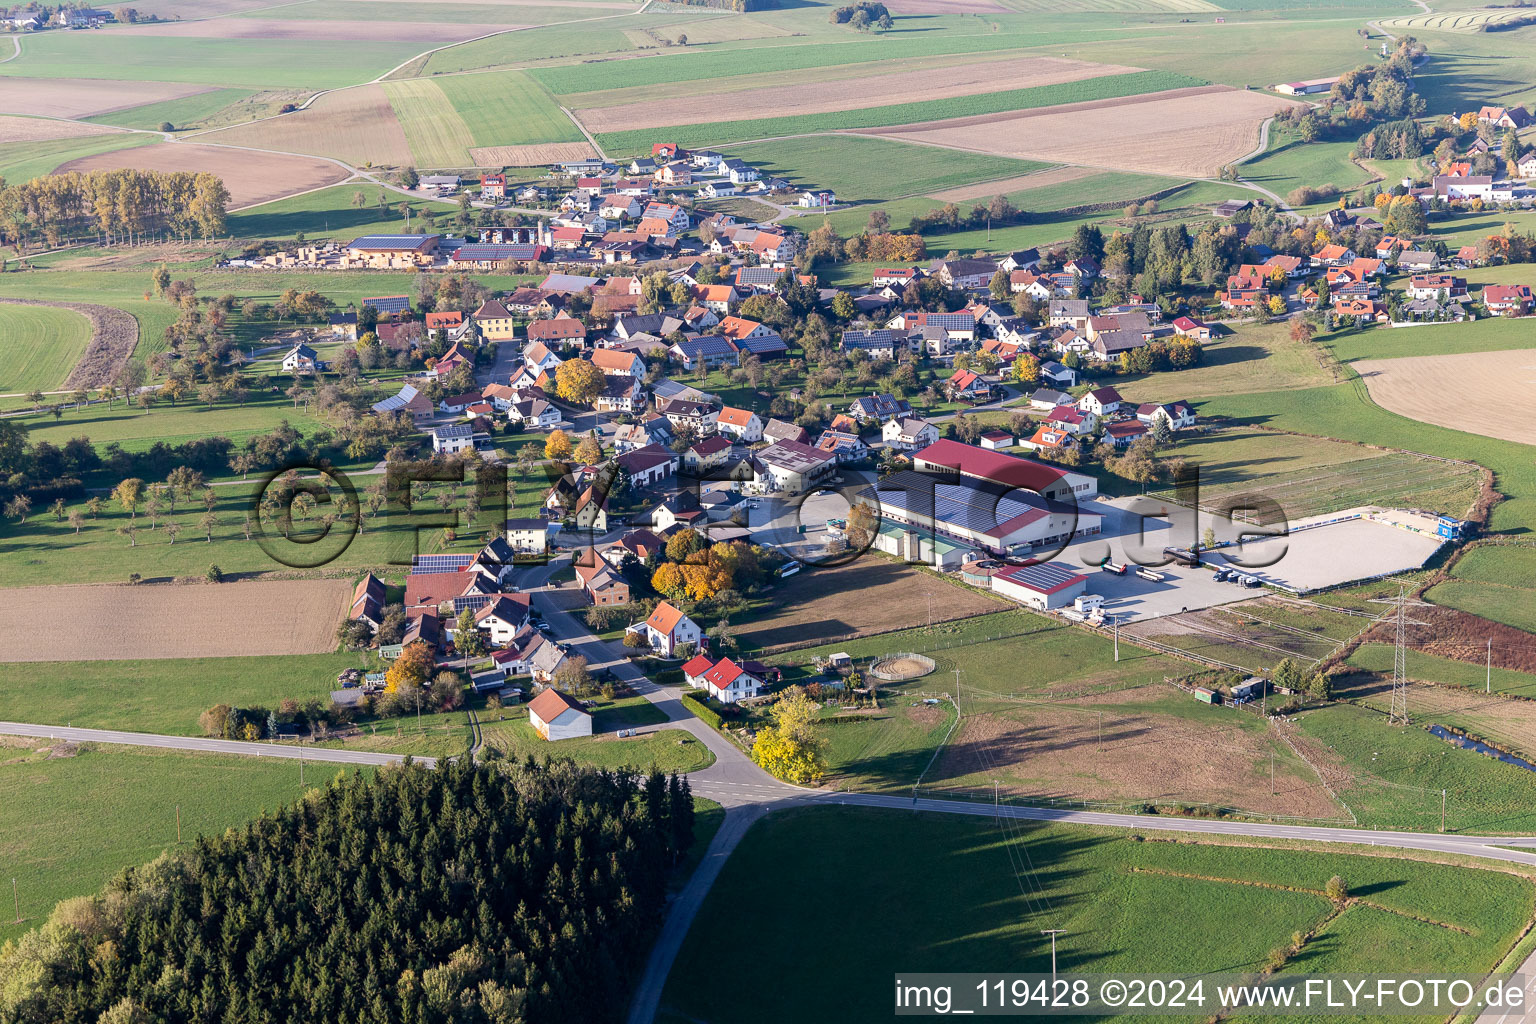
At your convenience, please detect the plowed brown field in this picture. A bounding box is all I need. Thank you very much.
[870,86,1301,178]
[0,116,123,144]
[0,580,351,661]
[55,142,347,206]
[0,78,214,119]
[470,141,597,166]
[1356,348,1536,447]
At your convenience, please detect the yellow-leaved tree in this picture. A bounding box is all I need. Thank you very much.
[555,358,604,405]
[385,640,434,693]
[544,429,572,461]
[750,686,826,784]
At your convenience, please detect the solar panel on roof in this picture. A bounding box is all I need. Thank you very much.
[450,595,495,613]
[362,295,411,314]
[411,554,475,575]
[1002,562,1080,589]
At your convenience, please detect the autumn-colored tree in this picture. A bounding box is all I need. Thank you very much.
[666,528,706,563]
[113,477,145,519]
[544,429,573,461]
[555,358,604,405]
[1289,318,1316,343]
[385,640,435,692]
[651,562,686,599]
[1012,351,1039,385]
[751,686,826,783]
[574,433,603,465]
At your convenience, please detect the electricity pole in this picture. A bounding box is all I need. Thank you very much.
[1041,929,1067,984]
[1487,638,1492,694]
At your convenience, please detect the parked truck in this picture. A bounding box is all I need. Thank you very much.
[1135,567,1167,582]
[1163,546,1202,568]
[1101,560,1128,575]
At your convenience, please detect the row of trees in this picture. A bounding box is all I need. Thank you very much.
[0,760,696,1024]
[0,168,230,250]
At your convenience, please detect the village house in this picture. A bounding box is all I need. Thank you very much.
[946,369,993,402]
[661,398,720,435]
[1103,419,1149,449]
[934,257,998,289]
[847,393,913,424]
[1047,299,1091,330]
[1397,250,1440,273]
[1077,386,1125,417]
[527,317,588,349]
[282,343,321,375]
[1311,243,1355,268]
[763,418,809,446]
[616,443,679,491]
[1039,360,1077,388]
[1484,284,1534,316]
[715,406,764,443]
[670,335,738,372]
[883,417,939,452]
[431,423,477,454]
[1045,405,1097,436]
[591,347,646,379]
[472,299,518,341]
[629,601,702,657]
[1135,401,1197,431]
[694,656,765,703]
[575,556,630,606]
[1407,275,1470,302]
[371,383,435,424]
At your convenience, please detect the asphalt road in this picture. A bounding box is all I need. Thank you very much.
[11,567,1536,1024]
[0,720,432,767]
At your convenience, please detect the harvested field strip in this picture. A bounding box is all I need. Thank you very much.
[0,116,123,144]
[468,141,596,166]
[1356,349,1536,448]
[593,69,1205,153]
[0,302,93,394]
[436,69,581,146]
[926,164,1097,202]
[54,141,348,208]
[999,0,1216,8]
[0,77,215,120]
[573,55,1142,135]
[0,299,138,392]
[383,79,478,167]
[870,85,1299,179]
[196,84,414,168]
[0,580,351,661]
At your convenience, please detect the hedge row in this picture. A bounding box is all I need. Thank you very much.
[680,693,723,730]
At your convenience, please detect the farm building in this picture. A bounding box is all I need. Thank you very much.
[858,469,1102,568]
[990,563,1088,611]
[1274,76,1338,95]
[527,688,592,741]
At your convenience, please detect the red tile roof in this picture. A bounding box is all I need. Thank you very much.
[528,688,586,723]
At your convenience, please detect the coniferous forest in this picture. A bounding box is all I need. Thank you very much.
[0,759,696,1024]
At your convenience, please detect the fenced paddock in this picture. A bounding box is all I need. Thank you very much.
[870,653,936,681]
